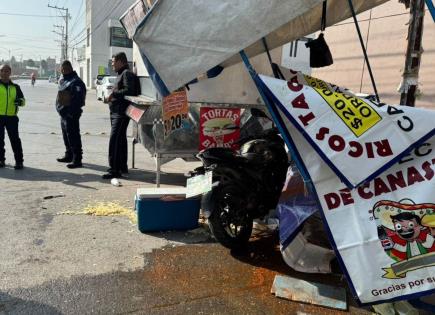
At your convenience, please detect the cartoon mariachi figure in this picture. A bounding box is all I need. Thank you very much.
[389,212,434,260]
[374,200,435,262]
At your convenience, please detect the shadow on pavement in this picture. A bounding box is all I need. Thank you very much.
[0,292,62,315]
[0,163,187,189]
[142,225,215,246]
[0,165,102,189]
[83,163,188,187]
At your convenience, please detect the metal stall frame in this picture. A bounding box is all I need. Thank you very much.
[126,95,265,186]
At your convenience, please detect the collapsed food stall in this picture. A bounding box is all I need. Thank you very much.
[120,0,275,187]
[122,0,435,308]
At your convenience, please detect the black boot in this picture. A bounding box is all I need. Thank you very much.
[102,171,121,179]
[67,160,82,169]
[57,155,73,163]
[0,160,5,168]
[14,162,23,170]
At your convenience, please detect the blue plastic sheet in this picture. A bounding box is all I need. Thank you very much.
[277,166,318,249]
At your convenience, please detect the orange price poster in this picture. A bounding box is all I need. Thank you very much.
[162,90,189,138]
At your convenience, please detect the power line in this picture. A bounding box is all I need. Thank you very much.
[332,9,430,27]
[70,0,85,33]
[0,34,55,43]
[70,0,124,47]
[0,41,59,51]
[48,4,70,61]
[69,27,86,43]
[0,12,61,18]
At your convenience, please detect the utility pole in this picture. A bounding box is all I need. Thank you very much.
[48,4,70,61]
[399,0,426,106]
[53,25,65,60]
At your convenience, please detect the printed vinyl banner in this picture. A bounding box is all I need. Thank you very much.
[199,107,241,150]
[259,73,435,188]
[259,73,435,304]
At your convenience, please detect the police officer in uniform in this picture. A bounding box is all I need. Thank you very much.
[102,52,139,179]
[0,64,25,169]
[56,60,86,168]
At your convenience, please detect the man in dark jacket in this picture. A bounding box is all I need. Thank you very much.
[102,52,139,179]
[0,64,25,169]
[56,60,86,168]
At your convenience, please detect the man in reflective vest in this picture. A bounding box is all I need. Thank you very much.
[0,64,25,169]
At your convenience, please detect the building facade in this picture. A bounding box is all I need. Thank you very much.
[73,0,137,88]
[311,1,435,109]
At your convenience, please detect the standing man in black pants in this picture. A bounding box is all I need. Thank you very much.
[102,52,139,179]
[56,60,86,168]
[0,64,25,169]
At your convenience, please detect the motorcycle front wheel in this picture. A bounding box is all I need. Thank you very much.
[205,185,253,250]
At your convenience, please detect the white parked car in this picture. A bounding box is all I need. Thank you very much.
[48,75,59,83]
[96,76,117,103]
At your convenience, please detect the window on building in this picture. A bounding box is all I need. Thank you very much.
[110,27,133,48]
[87,28,90,47]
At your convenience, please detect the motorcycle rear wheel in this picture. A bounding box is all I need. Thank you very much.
[205,186,253,249]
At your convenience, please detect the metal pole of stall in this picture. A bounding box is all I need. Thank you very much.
[132,138,137,169]
[347,0,380,102]
[425,0,435,21]
[400,0,425,107]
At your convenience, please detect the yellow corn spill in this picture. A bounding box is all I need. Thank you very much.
[58,202,137,224]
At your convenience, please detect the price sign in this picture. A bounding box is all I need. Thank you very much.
[162,90,189,138]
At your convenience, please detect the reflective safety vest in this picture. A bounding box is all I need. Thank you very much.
[0,82,26,116]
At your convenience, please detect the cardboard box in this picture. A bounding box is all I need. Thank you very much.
[135,187,200,232]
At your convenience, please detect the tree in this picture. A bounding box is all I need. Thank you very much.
[41,59,48,72]
[27,59,35,67]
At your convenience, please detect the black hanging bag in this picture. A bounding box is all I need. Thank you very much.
[305,1,333,68]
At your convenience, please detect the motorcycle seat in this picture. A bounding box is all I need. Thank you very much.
[198,147,266,166]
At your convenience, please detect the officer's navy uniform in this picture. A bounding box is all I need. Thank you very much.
[56,71,86,164]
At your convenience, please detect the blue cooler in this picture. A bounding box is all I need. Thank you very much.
[135,187,200,232]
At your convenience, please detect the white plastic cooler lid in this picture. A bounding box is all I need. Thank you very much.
[136,187,187,199]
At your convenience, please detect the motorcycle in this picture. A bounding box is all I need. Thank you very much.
[190,108,289,249]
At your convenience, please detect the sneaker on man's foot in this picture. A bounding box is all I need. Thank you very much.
[57,156,73,163]
[67,161,82,169]
[0,161,5,168]
[102,172,121,179]
[14,162,23,170]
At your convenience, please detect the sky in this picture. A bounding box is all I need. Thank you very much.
[0,0,85,62]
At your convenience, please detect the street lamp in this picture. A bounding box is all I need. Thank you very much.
[0,47,22,61]
[0,34,21,62]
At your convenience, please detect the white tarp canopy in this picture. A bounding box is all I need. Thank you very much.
[133,0,390,95]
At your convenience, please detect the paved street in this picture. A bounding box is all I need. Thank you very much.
[0,79,211,314]
[1,80,427,314]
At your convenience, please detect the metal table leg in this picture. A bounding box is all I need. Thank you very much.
[131,138,137,169]
[156,153,161,187]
